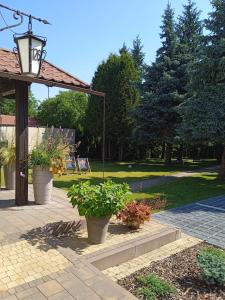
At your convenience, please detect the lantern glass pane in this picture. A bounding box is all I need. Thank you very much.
[17,38,29,73]
[31,38,43,75]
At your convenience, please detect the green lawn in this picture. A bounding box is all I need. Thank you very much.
[53,159,216,189]
[131,172,225,210]
[1,160,223,212]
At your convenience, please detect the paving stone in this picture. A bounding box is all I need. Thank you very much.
[1,296,18,300]
[48,290,74,300]
[37,280,64,298]
[16,287,39,299]
[88,278,126,300]
[153,195,225,248]
[61,277,93,300]
[22,292,46,300]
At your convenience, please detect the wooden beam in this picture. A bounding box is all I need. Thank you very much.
[15,80,29,206]
[0,72,105,97]
[2,89,15,97]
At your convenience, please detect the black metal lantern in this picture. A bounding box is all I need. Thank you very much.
[14,32,46,77]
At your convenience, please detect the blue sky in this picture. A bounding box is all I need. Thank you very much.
[1,0,211,101]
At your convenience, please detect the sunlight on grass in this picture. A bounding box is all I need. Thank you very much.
[53,159,216,190]
[131,172,225,211]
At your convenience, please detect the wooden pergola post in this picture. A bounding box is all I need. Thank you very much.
[15,80,29,206]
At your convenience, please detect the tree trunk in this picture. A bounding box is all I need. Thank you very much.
[218,146,225,180]
[177,144,183,164]
[165,143,173,166]
[161,142,165,160]
[108,142,111,160]
[118,143,124,161]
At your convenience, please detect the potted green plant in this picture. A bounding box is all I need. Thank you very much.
[68,180,131,244]
[0,142,16,190]
[30,130,68,204]
[117,201,151,229]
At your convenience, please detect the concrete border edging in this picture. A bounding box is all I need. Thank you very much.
[87,227,181,270]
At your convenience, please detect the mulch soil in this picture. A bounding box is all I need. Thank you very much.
[118,242,225,300]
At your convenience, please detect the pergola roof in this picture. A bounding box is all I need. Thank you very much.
[0,48,104,97]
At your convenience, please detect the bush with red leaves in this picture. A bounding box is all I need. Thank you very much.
[117,201,151,229]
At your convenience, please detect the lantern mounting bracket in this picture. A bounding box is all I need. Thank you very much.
[0,3,50,33]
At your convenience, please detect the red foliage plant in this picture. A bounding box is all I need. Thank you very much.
[117,201,151,229]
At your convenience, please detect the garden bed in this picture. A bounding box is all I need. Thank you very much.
[118,242,225,299]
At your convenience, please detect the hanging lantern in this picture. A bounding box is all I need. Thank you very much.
[14,33,46,77]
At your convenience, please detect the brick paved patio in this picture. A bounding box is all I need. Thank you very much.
[0,185,178,300]
[153,195,225,249]
[0,186,138,299]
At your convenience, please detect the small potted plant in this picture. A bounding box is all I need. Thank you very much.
[0,142,16,190]
[30,130,68,204]
[117,201,151,229]
[68,180,130,244]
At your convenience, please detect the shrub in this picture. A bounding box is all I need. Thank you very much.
[136,273,177,300]
[117,201,151,229]
[197,247,225,285]
[67,180,131,217]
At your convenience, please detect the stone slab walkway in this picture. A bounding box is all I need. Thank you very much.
[153,195,225,249]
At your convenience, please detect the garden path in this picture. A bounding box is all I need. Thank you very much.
[153,194,225,249]
[130,165,218,192]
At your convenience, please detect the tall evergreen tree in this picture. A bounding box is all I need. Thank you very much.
[131,35,145,93]
[175,0,203,161]
[86,50,140,161]
[176,0,202,95]
[137,4,180,164]
[179,0,225,179]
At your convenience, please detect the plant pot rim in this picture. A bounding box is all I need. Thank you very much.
[85,214,112,219]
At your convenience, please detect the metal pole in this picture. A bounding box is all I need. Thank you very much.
[102,95,106,179]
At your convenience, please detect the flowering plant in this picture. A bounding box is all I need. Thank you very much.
[117,201,151,229]
[29,128,70,175]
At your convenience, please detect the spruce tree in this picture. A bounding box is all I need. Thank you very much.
[131,35,145,93]
[175,0,203,161]
[179,0,225,179]
[137,4,180,164]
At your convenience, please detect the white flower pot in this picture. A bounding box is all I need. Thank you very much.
[33,166,53,205]
[3,161,15,190]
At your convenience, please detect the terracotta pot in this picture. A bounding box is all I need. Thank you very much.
[3,161,15,190]
[33,166,53,205]
[86,215,111,244]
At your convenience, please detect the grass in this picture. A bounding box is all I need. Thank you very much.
[53,159,216,190]
[1,159,224,212]
[131,172,225,210]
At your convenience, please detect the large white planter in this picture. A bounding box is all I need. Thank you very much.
[3,161,15,190]
[33,166,53,205]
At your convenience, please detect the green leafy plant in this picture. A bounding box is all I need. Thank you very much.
[136,273,177,300]
[67,180,131,217]
[197,247,225,285]
[117,201,151,229]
